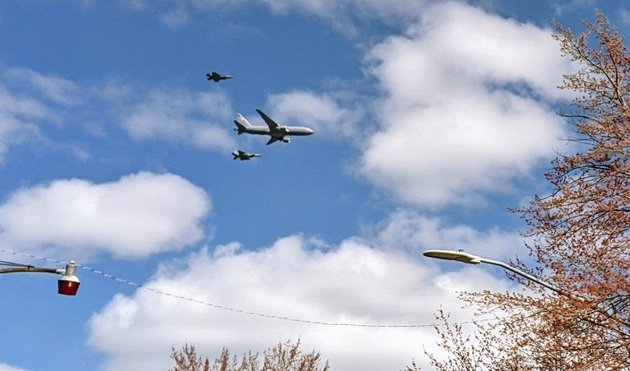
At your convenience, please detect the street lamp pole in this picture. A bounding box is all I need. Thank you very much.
[422,249,576,300]
[0,260,80,296]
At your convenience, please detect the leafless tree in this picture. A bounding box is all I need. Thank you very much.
[170,339,329,371]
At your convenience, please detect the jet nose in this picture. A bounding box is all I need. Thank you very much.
[306,128,315,135]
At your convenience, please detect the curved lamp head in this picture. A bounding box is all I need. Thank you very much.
[57,260,80,296]
[423,249,481,264]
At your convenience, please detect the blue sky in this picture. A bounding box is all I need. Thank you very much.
[0,1,627,370]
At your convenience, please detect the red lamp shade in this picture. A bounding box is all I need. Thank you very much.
[58,275,80,296]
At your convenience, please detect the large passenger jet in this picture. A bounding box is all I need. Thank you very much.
[233,109,314,145]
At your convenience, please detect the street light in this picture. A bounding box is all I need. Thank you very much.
[424,250,630,331]
[423,249,572,299]
[0,260,80,296]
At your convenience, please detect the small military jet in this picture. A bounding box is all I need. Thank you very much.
[233,109,314,145]
[232,150,262,161]
[206,72,232,82]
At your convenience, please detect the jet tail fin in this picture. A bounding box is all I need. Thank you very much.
[234,114,251,135]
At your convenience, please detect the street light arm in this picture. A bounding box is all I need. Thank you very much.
[477,257,569,298]
[423,249,583,301]
[0,266,61,275]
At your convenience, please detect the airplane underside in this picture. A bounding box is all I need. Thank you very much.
[267,136,290,145]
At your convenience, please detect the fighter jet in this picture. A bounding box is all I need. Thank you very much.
[206,72,232,82]
[233,109,314,145]
[232,150,261,161]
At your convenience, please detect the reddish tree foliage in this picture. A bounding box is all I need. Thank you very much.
[421,12,629,370]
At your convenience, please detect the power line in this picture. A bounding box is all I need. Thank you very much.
[82,262,434,328]
[0,247,500,328]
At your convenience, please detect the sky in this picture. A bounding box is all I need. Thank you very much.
[0,0,628,370]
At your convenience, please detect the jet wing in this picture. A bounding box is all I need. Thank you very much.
[256,109,279,130]
[266,137,279,145]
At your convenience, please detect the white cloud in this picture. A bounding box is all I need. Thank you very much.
[0,67,104,163]
[266,90,364,139]
[123,0,425,32]
[552,0,597,17]
[160,8,190,30]
[0,172,211,261]
[123,0,247,30]
[358,2,573,208]
[373,209,527,261]
[0,84,53,164]
[3,68,82,107]
[90,80,135,103]
[0,364,29,371]
[89,214,516,370]
[0,66,239,161]
[261,0,425,26]
[122,89,237,151]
